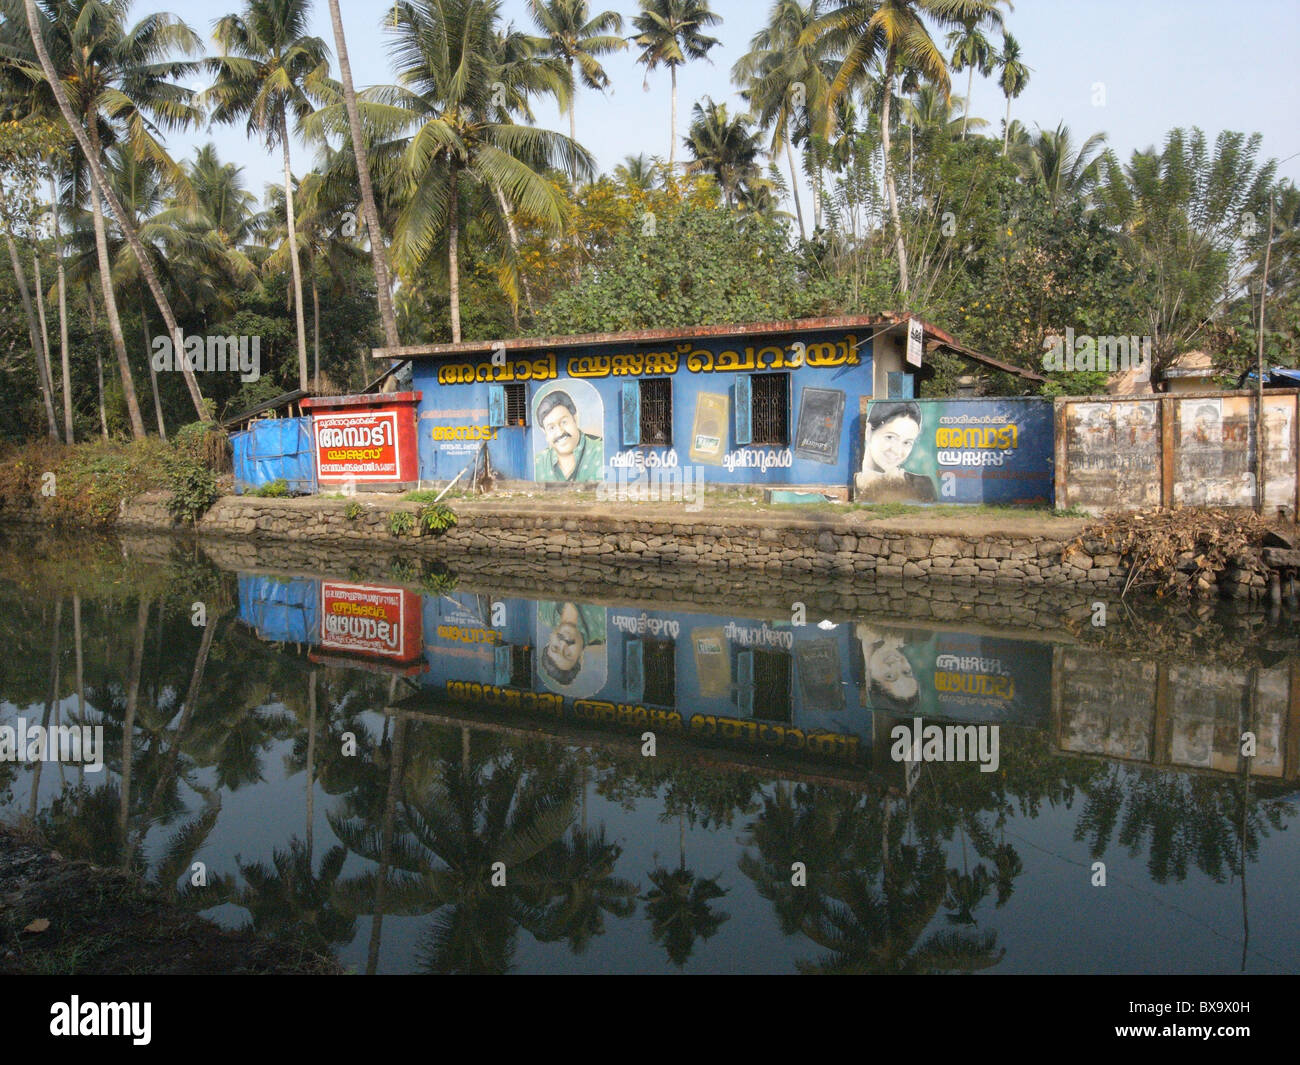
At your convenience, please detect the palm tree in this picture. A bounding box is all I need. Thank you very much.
[683,97,764,208]
[804,0,995,296]
[377,0,594,343]
[205,0,330,392]
[323,0,400,349]
[631,0,723,172]
[732,0,832,240]
[527,0,625,144]
[11,0,211,432]
[1020,121,1107,204]
[902,83,984,140]
[945,1,1005,141]
[995,29,1029,156]
[613,152,660,190]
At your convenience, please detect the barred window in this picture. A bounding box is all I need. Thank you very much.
[510,644,532,687]
[643,638,676,706]
[640,378,672,445]
[750,373,789,445]
[504,383,528,427]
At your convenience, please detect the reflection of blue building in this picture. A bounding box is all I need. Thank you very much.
[417,592,1053,768]
[238,574,1052,768]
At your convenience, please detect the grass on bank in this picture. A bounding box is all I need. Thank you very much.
[0,423,229,528]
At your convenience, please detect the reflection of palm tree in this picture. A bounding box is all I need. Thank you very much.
[641,806,728,967]
[332,723,576,973]
[530,825,638,953]
[943,864,991,924]
[642,865,727,967]
[233,837,355,954]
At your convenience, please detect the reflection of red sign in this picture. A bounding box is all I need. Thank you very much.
[313,411,400,481]
[320,582,417,659]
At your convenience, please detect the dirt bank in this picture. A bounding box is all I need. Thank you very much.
[0,823,340,975]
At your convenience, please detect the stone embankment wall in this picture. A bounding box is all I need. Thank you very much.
[110,492,1229,596]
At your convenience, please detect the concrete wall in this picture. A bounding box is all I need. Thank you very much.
[109,494,1269,600]
[1054,390,1299,515]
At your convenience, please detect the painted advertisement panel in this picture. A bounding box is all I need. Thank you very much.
[854,397,1054,505]
[313,410,401,481]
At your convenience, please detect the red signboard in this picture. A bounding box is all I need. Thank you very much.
[319,581,419,660]
[312,410,401,481]
[303,392,421,487]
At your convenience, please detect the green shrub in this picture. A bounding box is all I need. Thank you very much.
[344,500,364,520]
[387,510,414,536]
[172,420,231,472]
[417,502,458,535]
[166,457,220,525]
[251,479,290,498]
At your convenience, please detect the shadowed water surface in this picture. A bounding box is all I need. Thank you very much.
[1,532,1296,974]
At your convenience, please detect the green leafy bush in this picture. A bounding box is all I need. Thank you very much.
[417,502,458,534]
[387,510,414,536]
[251,479,290,498]
[166,457,219,525]
[344,500,364,520]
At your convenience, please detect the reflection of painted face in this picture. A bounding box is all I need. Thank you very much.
[546,621,584,671]
[868,415,920,474]
[869,641,918,701]
[542,406,580,456]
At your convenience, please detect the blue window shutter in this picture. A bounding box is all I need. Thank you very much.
[488,385,505,427]
[735,376,752,446]
[887,372,914,399]
[494,644,511,686]
[624,639,644,700]
[621,381,641,445]
[736,650,755,715]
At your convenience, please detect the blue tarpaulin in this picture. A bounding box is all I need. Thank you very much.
[232,417,315,494]
[238,575,320,645]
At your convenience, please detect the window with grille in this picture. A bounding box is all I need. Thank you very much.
[752,650,792,722]
[504,383,528,426]
[640,378,672,445]
[509,644,532,687]
[642,638,676,706]
[750,373,789,445]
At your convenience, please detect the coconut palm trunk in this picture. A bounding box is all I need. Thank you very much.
[961,64,973,141]
[785,134,805,241]
[279,113,311,391]
[493,184,534,316]
[52,180,73,442]
[140,292,166,438]
[86,123,147,438]
[312,271,320,392]
[33,252,58,436]
[880,62,910,297]
[1003,96,1010,154]
[448,165,461,343]
[6,233,58,437]
[326,0,400,349]
[669,65,678,170]
[21,0,210,424]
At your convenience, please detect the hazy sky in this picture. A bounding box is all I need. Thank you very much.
[160,0,1300,205]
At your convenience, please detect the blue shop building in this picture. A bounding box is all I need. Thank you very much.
[387,315,992,500]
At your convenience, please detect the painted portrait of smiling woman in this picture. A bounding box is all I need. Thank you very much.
[854,401,936,502]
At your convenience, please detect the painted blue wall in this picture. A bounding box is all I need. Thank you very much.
[411,327,876,490]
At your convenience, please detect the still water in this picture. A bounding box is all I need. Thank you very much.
[1,532,1297,974]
